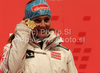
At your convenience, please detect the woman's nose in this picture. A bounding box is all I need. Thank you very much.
[40,20,45,27]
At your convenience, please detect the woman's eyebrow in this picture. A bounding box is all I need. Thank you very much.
[34,18,41,20]
[45,16,49,18]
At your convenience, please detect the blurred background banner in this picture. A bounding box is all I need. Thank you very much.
[0,0,100,73]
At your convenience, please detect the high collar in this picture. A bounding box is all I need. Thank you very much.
[29,31,64,51]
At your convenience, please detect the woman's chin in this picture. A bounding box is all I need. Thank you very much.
[37,34,47,38]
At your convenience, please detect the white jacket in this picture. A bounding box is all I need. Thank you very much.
[0,24,78,73]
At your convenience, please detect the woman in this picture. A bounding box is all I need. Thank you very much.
[0,0,78,73]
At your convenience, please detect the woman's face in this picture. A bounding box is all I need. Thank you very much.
[31,15,51,38]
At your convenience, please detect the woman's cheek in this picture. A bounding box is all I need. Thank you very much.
[34,24,40,30]
[46,24,51,30]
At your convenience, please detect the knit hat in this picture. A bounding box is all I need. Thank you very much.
[25,0,51,19]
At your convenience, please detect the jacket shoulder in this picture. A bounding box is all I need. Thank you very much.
[56,45,69,51]
[3,43,11,49]
[3,43,11,54]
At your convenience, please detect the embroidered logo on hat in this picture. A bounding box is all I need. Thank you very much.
[32,4,50,12]
[25,0,51,19]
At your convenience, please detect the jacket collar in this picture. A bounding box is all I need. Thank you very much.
[29,31,64,51]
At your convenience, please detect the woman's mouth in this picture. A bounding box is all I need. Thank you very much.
[38,29,47,34]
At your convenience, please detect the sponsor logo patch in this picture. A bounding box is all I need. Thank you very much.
[26,50,34,59]
[32,4,49,12]
[51,51,61,60]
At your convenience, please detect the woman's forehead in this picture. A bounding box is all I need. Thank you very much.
[32,15,50,19]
